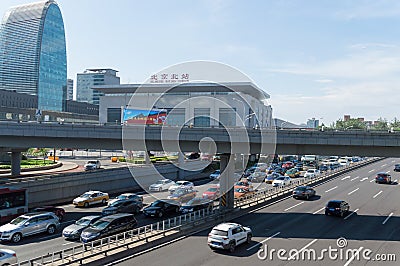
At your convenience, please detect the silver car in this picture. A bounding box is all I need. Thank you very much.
[0,249,17,265]
[62,215,101,240]
[0,212,60,243]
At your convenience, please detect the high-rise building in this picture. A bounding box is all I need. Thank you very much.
[67,79,74,100]
[307,118,319,128]
[76,69,120,105]
[0,0,67,111]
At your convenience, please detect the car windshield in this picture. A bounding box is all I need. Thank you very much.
[150,201,163,207]
[236,181,248,186]
[295,187,306,191]
[206,187,218,192]
[276,177,285,181]
[117,195,129,200]
[90,220,110,230]
[155,180,166,185]
[186,198,201,205]
[10,216,29,225]
[235,188,247,193]
[76,218,93,226]
[80,193,92,198]
[87,161,97,164]
[307,170,315,173]
[211,229,228,236]
[109,201,125,207]
[327,201,341,208]
[377,173,387,178]
[214,170,220,174]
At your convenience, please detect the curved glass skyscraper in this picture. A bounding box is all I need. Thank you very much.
[0,0,67,111]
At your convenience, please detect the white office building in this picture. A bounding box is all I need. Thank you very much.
[94,82,273,128]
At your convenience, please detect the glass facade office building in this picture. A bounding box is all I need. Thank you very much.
[0,0,67,111]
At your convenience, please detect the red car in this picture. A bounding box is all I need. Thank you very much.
[282,161,294,169]
[202,185,220,200]
[32,206,66,221]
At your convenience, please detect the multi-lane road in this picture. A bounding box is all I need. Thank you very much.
[110,158,399,266]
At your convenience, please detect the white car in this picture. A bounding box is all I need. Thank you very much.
[304,168,320,178]
[84,160,101,171]
[208,223,252,252]
[209,170,221,180]
[0,249,17,265]
[272,176,291,187]
[168,180,194,193]
[149,179,176,192]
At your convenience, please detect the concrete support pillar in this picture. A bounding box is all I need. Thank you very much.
[145,151,151,165]
[11,151,21,176]
[178,151,185,180]
[219,153,235,210]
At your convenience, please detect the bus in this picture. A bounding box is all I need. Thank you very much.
[0,187,28,224]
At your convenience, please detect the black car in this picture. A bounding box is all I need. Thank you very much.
[179,198,213,214]
[102,199,143,216]
[80,213,137,243]
[143,199,180,218]
[292,186,316,200]
[318,165,329,172]
[375,172,392,184]
[325,200,350,217]
[394,164,400,172]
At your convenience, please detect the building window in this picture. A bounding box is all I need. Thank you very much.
[194,108,210,127]
[219,108,236,127]
[165,108,185,126]
[107,108,121,123]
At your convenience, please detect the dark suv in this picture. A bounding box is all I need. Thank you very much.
[292,186,316,200]
[325,200,349,217]
[143,199,180,218]
[375,172,391,184]
[394,164,400,172]
[101,199,143,216]
[80,213,137,243]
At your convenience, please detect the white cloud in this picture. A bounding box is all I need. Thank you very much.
[335,0,400,20]
[315,79,333,83]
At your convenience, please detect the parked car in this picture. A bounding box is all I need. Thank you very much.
[394,164,400,172]
[325,200,350,217]
[304,168,320,178]
[375,172,392,184]
[234,187,255,199]
[102,198,143,215]
[285,168,300,178]
[209,170,221,180]
[168,180,194,193]
[149,179,176,192]
[202,185,221,200]
[167,188,196,203]
[292,186,316,200]
[73,191,109,207]
[62,215,101,240]
[265,172,283,184]
[208,223,252,252]
[32,206,65,221]
[84,160,101,171]
[0,249,17,265]
[179,198,213,214]
[80,213,137,243]
[108,193,143,206]
[0,212,60,243]
[272,176,291,187]
[143,199,180,218]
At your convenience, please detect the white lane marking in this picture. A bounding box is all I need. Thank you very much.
[392,160,396,163]
[288,239,318,260]
[341,176,351,180]
[325,186,338,193]
[351,176,359,181]
[313,207,325,215]
[344,247,364,266]
[382,213,394,225]
[381,164,387,167]
[360,177,368,182]
[368,169,375,173]
[370,179,375,183]
[344,208,359,220]
[373,191,383,199]
[386,171,390,174]
[62,242,76,246]
[246,232,280,251]
[348,188,359,195]
[394,179,398,183]
[284,202,304,211]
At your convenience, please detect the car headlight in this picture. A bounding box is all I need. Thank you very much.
[1,231,12,235]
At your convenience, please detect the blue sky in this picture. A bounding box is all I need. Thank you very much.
[1,0,400,125]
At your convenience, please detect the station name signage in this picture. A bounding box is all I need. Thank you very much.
[150,73,190,83]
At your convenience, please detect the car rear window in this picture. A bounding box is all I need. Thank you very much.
[211,229,228,236]
[327,201,340,208]
[295,187,306,191]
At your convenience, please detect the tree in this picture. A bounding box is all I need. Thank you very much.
[334,118,366,130]
[373,118,389,131]
[390,117,400,131]
[32,148,49,164]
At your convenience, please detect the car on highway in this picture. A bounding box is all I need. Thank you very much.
[325,200,350,217]
[234,187,255,199]
[285,168,301,178]
[73,191,109,207]
[207,222,252,252]
[234,179,253,189]
[209,170,221,180]
[265,172,283,184]
[281,161,294,169]
[149,179,176,192]
[84,160,101,171]
[295,162,304,171]
[394,164,400,172]
[0,212,60,243]
[292,186,316,200]
[167,188,197,203]
[272,176,291,187]
[304,168,320,178]
[143,199,180,218]
[253,162,268,171]
[80,213,137,243]
[168,180,194,193]
[318,165,329,172]
[273,167,286,176]
[0,249,17,265]
[179,198,213,214]
[202,185,220,200]
[108,193,143,206]
[62,215,101,240]
[375,172,392,184]
[246,171,266,182]
[32,206,66,221]
[102,198,143,215]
